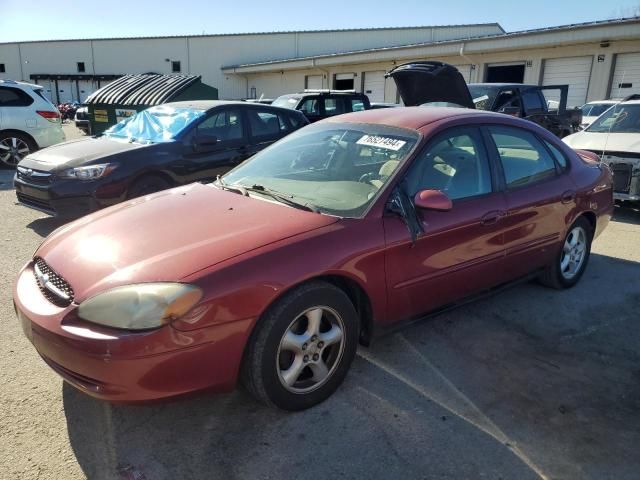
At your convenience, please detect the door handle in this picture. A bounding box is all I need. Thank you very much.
[481,210,506,225]
[561,190,576,204]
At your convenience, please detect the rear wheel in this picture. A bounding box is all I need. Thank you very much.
[540,216,592,289]
[127,175,172,199]
[0,132,36,168]
[241,281,359,410]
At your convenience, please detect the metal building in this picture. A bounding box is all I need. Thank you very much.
[0,18,639,107]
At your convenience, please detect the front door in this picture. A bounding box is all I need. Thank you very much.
[178,107,250,183]
[383,126,509,325]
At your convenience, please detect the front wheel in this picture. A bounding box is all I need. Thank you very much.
[539,216,592,289]
[241,281,359,410]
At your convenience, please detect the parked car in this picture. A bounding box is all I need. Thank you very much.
[272,90,371,122]
[74,105,90,134]
[386,61,582,138]
[563,98,640,203]
[14,106,613,410]
[14,100,308,217]
[579,100,619,129]
[0,79,65,167]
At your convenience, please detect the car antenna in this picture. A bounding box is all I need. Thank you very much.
[601,70,625,162]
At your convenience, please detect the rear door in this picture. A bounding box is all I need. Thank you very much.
[178,107,250,182]
[245,107,295,155]
[383,126,509,324]
[485,125,575,279]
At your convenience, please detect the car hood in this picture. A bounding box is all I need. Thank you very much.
[385,61,475,108]
[36,183,339,303]
[18,136,148,171]
[563,131,640,155]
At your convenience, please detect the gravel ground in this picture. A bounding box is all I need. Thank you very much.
[1,126,639,479]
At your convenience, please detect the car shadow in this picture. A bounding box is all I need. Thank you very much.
[613,202,640,225]
[63,253,640,480]
[26,216,69,237]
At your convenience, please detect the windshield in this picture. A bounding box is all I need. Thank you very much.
[222,122,419,217]
[272,96,300,109]
[468,85,497,111]
[103,105,205,143]
[581,103,614,117]
[587,104,640,133]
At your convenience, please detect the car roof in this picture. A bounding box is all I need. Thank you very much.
[621,99,640,105]
[323,106,506,130]
[585,100,619,104]
[0,79,43,90]
[164,100,302,112]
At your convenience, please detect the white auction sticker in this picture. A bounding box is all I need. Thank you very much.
[357,135,407,151]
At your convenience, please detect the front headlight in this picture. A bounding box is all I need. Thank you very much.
[59,163,117,180]
[77,283,202,330]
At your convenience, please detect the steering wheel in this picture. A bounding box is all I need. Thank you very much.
[358,172,377,184]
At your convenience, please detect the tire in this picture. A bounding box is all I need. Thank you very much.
[539,216,593,289]
[241,281,359,411]
[127,175,172,199]
[0,132,37,168]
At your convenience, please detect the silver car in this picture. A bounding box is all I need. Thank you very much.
[0,79,65,167]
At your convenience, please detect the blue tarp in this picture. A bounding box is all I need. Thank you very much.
[103,105,204,143]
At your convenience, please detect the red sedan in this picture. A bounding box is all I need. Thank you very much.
[14,107,613,410]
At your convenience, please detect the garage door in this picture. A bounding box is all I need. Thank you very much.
[542,56,593,108]
[453,64,472,83]
[610,52,640,99]
[77,80,96,102]
[305,75,323,90]
[363,71,386,103]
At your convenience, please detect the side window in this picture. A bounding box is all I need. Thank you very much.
[0,87,33,107]
[521,90,545,113]
[324,97,346,116]
[405,128,492,200]
[489,126,558,187]
[288,113,306,129]
[544,139,568,171]
[350,98,365,112]
[247,109,287,141]
[494,89,521,114]
[299,98,320,115]
[196,109,243,142]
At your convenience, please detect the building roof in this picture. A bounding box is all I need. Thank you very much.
[0,23,504,45]
[86,74,201,105]
[221,16,640,72]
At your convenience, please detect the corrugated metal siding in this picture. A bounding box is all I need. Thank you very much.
[86,74,200,105]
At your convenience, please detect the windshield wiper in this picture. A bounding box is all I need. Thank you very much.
[245,184,319,213]
[216,176,248,196]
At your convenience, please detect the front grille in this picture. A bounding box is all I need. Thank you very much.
[610,163,633,193]
[16,167,52,185]
[33,257,74,307]
[16,193,54,214]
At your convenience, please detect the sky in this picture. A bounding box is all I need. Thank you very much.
[0,0,639,43]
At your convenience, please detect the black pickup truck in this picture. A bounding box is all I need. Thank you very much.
[386,61,582,138]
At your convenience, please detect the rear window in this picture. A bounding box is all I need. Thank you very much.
[33,88,55,107]
[272,96,300,109]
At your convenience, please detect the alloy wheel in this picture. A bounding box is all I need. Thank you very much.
[560,226,587,280]
[0,137,31,167]
[276,306,345,394]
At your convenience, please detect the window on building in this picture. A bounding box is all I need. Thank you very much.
[0,64,5,73]
[171,61,181,73]
[77,62,85,73]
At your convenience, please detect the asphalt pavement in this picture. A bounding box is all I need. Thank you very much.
[0,125,639,479]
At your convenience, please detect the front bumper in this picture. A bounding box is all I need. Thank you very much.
[14,173,120,218]
[14,261,253,402]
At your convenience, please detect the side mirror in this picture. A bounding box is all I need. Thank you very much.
[192,134,218,152]
[414,189,452,211]
[498,106,521,117]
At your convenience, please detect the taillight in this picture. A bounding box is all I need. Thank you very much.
[37,110,61,123]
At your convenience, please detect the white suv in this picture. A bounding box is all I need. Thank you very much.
[0,80,65,167]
